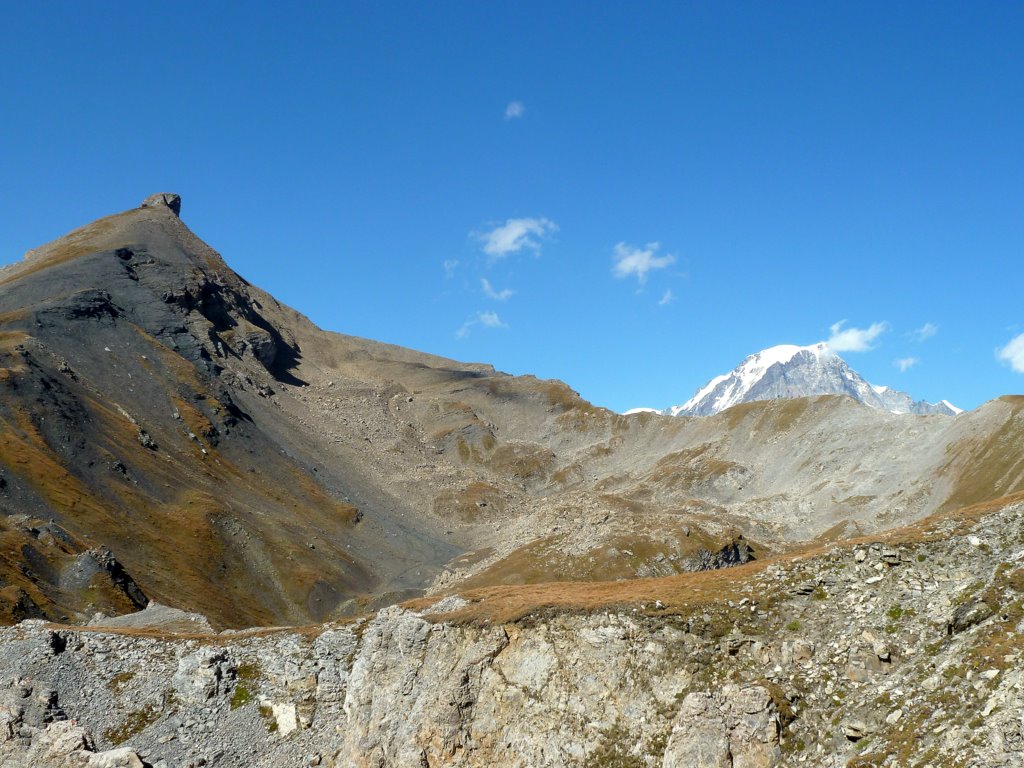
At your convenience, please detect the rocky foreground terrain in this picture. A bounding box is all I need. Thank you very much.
[3,496,1024,767]
[2,195,1024,766]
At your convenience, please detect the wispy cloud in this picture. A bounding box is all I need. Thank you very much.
[479,311,505,328]
[826,320,889,352]
[894,357,919,372]
[504,100,525,120]
[456,311,508,339]
[910,322,938,342]
[476,218,557,261]
[611,242,676,285]
[997,333,1024,373]
[481,278,514,301]
[443,259,459,279]
[658,289,674,306]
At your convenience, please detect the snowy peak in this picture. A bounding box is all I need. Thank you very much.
[662,343,959,417]
[674,343,833,416]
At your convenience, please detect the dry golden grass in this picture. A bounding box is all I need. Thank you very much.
[421,561,758,625]
[0,212,128,287]
[649,444,743,487]
[0,343,364,627]
[939,399,1024,513]
[432,482,504,523]
[721,395,837,432]
[423,492,1024,625]
[486,442,555,481]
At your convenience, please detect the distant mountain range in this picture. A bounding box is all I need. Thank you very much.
[629,343,961,417]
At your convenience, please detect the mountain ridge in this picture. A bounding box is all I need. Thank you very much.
[635,342,960,417]
[1,194,1021,631]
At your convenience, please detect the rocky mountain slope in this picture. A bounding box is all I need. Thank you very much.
[0,195,1021,634]
[3,495,1024,767]
[657,343,959,417]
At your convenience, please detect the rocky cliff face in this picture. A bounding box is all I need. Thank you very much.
[3,498,1024,767]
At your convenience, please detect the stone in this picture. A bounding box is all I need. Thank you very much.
[87,748,146,767]
[140,193,181,216]
[663,684,780,768]
[948,600,994,634]
[842,720,870,741]
[270,702,298,736]
[137,429,157,450]
[173,650,232,703]
[872,638,890,662]
[781,639,814,665]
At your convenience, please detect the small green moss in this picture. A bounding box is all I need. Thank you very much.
[107,670,135,694]
[232,662,261,710]
[103,703,159,745]
[786,620,802,632]
[259,703,278,733]
[583,721,645,768]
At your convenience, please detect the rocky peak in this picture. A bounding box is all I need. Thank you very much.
[140,192,181,216]
[660,343,959,417]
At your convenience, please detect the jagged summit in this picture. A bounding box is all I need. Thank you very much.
[654,342,960,417]
[140,191,182,216]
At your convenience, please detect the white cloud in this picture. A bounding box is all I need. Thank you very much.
[658,289,674,306]
[443,259,459,278]
[997,333,1024,373]
[477,218,557,261]
[481,278,514,301]
[894,357,919,372]
[456,311,508,339]
[826,320,889,352]
[611,242,676,285]
[910,322,938,342]
[479,311,505,328]
[504,100,525,119]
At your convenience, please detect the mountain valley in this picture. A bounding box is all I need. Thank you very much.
[1,195,1023,767]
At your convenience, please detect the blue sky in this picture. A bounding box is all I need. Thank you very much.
[2,3,1022,412]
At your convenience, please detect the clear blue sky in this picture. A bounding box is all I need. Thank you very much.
[2,3,1022,412]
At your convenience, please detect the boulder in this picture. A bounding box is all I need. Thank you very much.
[948,600,995,634]
[173,649,233,703]
[663,684,781,768]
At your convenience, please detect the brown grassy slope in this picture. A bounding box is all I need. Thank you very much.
[0,354,365,626]
[939,396,1024,512]
[0,205,375,627]
[424,491,1024,626]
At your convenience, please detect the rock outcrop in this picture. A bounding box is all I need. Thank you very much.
[1,500,1023,767]
[140,192,181,216]
[663,685,780,768]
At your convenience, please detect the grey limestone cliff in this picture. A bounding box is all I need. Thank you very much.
[3,501,1024,767]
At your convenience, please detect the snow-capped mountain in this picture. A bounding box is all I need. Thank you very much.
[644,343,961,417]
